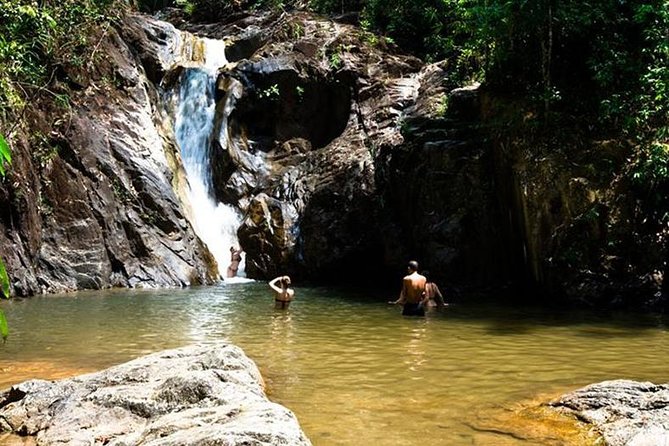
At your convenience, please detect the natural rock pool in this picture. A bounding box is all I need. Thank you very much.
[1,283,668,445]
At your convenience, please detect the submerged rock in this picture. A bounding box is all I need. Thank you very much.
[550,380,669,446]
[0,344,312,446]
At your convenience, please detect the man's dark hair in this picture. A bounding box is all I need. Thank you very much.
[408,260,419,271]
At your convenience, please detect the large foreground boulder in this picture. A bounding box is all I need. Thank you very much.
[0,344,311,446]
[550,379,669,446]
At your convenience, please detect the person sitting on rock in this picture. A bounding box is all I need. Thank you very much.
[269,275,295,309]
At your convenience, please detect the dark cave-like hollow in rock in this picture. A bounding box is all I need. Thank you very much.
[209,64,353,204]
[228,68,351,154]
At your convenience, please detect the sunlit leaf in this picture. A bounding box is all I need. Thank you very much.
[0,258,9,298]
[0,310,7,342]
[0,133,10,164]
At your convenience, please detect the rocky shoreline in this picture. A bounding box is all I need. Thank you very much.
[0,344,311,446]
[550,379,669,446]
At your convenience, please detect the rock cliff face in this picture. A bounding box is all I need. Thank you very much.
[0,7,664,304]
[205,11,424,282]
[182,8,664,303]
[164,10,482,283]
[0,16,218,295]
[0,344,312,445]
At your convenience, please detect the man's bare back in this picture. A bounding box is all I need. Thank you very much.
[389,261,428,316]
[402,272,427,303]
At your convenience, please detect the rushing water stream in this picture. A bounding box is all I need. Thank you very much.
[172,37,244,279]
[1,284,668,445]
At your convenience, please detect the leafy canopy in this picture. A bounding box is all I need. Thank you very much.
[0,0,123,116]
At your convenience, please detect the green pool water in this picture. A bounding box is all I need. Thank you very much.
[1,283,668,445]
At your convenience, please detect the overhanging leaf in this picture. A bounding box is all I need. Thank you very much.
[0,258,9,298]
[0,310,7,342]
[0,134,11,164]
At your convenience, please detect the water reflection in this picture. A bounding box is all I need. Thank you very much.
[404,323,428,376]
[270,310,295,345]
[1,285,668,446]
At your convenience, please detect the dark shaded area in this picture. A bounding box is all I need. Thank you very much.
[0,386,26,410]
[374,109,517,295]
[299,239,393,288]
[229,63,351,153]
[224,32,266,63]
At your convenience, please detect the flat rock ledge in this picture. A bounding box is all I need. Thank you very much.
[0,344,312,446]
[550,379,669,446]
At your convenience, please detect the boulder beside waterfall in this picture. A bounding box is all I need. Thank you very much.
[549,380,669,446]
[0,344,312,446]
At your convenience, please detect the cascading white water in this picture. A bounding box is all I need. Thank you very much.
[173,38,245,280]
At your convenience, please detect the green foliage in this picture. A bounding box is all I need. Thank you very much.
[0,259,9,300]
[632,143,669,189]
[287,21,304,40]
[0,133,11,177]
[295,85,305,101]
[434,94,449,118]
[180,0,290,19]
[309,0,361,14]
[0,133,10,341]
[0,310,7,342]
[176,0,195,14]
[361,0,455,63]
[32,132,60,169]
[634,3,669,135]
[0,0,123,116]
[258,83,280,99]
[624,3,669,228]
[134,0,176,13]
[328,49,342,70]
[250,0,287,9]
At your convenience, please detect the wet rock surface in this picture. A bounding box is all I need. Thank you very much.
[167,10,433,281]
[0,16,218,295]
[550,380,669,446]
[0,344,312,446]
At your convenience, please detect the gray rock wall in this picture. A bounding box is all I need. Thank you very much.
[0,16,218,295]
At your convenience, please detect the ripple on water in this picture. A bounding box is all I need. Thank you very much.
[1,286,668,445]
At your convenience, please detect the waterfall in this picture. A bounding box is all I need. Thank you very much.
[173,38,245,280]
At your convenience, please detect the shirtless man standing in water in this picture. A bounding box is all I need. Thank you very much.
[389,260,428,316]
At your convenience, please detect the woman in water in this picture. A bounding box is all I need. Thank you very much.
[423,271,447,311]
[269,275,295,309]
[227,246,243,278]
